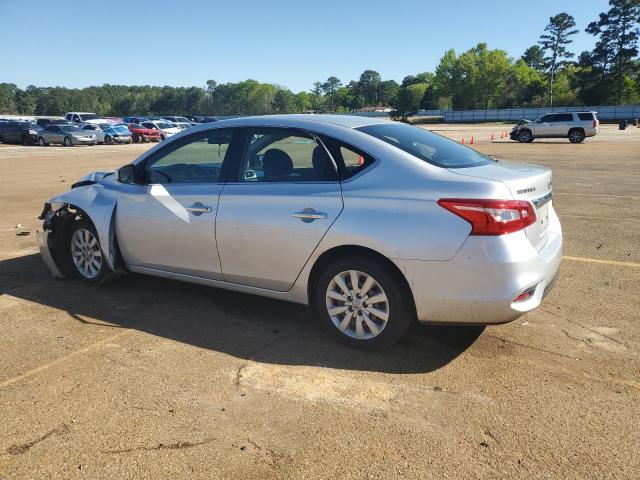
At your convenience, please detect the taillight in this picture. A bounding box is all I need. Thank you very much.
[437,198,536,235]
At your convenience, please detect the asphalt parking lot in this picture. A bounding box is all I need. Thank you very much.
[0,124,638,479]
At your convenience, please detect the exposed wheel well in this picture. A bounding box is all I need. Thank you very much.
[307,245,416,314]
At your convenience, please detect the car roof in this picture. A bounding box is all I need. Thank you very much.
[207,114,391,130]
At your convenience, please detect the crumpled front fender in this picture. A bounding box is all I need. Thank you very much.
[47,183,119,272]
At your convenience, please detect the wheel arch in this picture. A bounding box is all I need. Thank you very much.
[306,244,416,315]
[43,186,123,275]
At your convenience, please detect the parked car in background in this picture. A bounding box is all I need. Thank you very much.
[163,116,196,126]
[102,117,123,125]
[123,116,149,124]
[140,120,180,140]
[171,122,194,131]
[0,120,40,145]
[103,124,132,144]
[65,112,104,125]
[127,123,161,143]
[37,115,561,348]
[193,116,218,123]
[35,117,69,128]
[79,123,113,143]
[511,112,599,143]
[38,125,97,146]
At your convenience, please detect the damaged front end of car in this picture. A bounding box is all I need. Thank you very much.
[37,171,124,279]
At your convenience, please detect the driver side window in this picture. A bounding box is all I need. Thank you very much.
[145,130,233,184]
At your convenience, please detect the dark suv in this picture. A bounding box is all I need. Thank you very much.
[0,121,40,145]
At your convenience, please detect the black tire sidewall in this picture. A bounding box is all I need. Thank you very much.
[64,137,72,147]
[315,256,415,349]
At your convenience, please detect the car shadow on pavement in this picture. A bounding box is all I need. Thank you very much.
[1,254,484,374]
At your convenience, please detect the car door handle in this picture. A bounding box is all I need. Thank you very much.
[292,209,327,222]
[186,202,212,215]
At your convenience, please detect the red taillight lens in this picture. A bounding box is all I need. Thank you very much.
[437,198,536,235]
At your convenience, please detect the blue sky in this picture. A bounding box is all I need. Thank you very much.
[1,0,609,92]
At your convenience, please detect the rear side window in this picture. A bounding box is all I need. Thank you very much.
[356,123,494,169]
[321,136,375,179]
[578,113,594,121]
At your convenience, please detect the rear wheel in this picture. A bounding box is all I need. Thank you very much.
[568,128,585,143]
[315,256,415,349]
[518,129,534,143]
[63,136,73,147]
[38,137,47,146]
[105,135,113,145]
[132,134,141,143]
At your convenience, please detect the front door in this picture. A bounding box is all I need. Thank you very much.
[115,128,238,279]
[216,127,343,291]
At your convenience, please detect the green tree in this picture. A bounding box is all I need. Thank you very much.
[321,76,342,111]
[358,70,382,105]
[397,83,427,118]
[272,88,295,113]
[586,0,640,104]
[521,45,546,71]
[0,83,18,114]
[539,12,579,106]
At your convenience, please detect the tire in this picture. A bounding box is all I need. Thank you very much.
[568,128,585,144]
[518,129,534,143]
[63,136,73,147]
[21,135,28,146]
[65,217,113,285]
[0,135,4,144]
[315,255,415,349]
[105,136,113,145]
[38,137,47,146]
[132,134,140,143]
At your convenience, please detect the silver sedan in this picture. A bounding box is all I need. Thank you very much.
[37,115,562,348]
[38,124,97,146]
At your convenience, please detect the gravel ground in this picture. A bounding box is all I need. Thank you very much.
[0,123,638,479]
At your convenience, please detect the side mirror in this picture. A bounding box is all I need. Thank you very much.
[118,164,136,184]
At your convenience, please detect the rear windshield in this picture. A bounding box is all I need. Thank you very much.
[356,123,495,169]
[61,125,81,132]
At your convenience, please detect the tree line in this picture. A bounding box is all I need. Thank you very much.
[1,0,638,118]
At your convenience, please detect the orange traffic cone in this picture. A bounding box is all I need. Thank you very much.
[470,136,474,145]
[461,138,465,144]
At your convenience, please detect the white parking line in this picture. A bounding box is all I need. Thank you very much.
[563,256,640,268]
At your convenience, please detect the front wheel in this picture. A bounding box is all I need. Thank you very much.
[105,136,113,145]
[63,136,73,147]
[132,134,140,143]
[518,129,534,143]
[38,137,47,146]
[315,256,415,349]
[66,218,111,284]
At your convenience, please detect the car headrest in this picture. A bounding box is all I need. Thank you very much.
[312,146,333,180]
[263,149,293,178]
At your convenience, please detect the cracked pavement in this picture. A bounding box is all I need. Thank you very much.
[0,125,639,479]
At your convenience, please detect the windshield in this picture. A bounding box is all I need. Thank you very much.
[356,123,495,169]
[156,121,172,129]
[79,114,99,121]
[113,125,130,134]
[175,117,190,123]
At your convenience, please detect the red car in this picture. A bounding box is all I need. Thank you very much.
[127,123,161,143]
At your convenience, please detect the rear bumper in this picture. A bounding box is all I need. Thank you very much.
[394,204,563,325]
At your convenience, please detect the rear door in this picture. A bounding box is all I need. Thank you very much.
[551,113,574,137]
[115,128,239,279]
[216,127,343,291]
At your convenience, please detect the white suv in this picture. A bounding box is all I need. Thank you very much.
[511,111,599,143]
[65,112,104,125]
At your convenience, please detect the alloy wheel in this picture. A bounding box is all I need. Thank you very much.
[325,270,389,340]
[70,228,102,279]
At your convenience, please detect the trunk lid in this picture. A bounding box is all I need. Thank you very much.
[448,160,552,250]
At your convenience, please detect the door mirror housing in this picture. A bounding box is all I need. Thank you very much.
[118,164,136,184]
